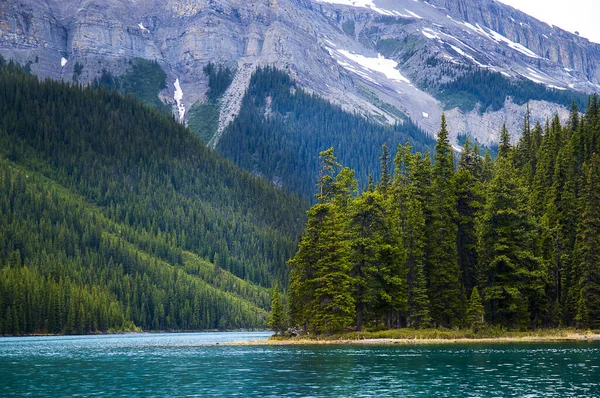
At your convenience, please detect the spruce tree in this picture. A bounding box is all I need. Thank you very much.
[498,123,512,159]
[456,139,484,297]
[573,154,600,329]
[288,148,356,334]
[393,144,431,328]
[268,282,285,334]
[348,190,405,330]
[427,114,463,327]
[309,203,355,334]
[541,141,578,325]
[479,155,544,329]
[466,286,484,330]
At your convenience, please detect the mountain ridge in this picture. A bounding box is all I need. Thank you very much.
[2,0,598,147]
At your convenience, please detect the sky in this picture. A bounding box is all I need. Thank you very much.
[497,0,600,44]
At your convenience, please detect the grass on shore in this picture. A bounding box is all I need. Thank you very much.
[269,327,600,342]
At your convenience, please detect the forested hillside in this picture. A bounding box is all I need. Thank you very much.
[218,67,436,200]
[0,59,307,335]
[438,69,589,113]
[289,99,600,334]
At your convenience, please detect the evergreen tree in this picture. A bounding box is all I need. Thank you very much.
[427,114,463,327]
[541,140,578,325]
[348,190,406,330]
[378,142,392,197]
[573,154,600,329]
[498,123,512,159]
[393,144,431,328]
[308,203,355,334]
[456,139,484,297]
[479,156,544,329]
[268,282,285,334]
[466,286,484,330]
[288,149,356,334]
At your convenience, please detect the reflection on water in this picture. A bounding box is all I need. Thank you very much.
[1,332,599,397]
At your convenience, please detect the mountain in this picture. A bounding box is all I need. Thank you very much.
[0,59,307,334]
[1,0,598,149]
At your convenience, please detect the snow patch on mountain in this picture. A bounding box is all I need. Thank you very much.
[60,57,67,67]
[486,28,540,58]
[315,0,394,15]
[404,10,422,19]
[174,78,185,121]
[315,0,422,18]
[456,19,540,59]
[422,28,440,40]
[336,50,410,83]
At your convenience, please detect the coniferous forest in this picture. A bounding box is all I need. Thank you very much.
[0,59,307,335]
[289,100,600,334]
[218,67,435,200]
[2,54,599,337]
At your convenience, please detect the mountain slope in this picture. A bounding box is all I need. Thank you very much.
[0,60,306,334]
[1,0,598,147]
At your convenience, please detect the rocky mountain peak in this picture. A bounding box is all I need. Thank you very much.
[1,0,598,145]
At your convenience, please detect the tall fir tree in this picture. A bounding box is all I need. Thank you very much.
[393,144,432,328]
[427,114,463,327]
[456,139,485,297]
[348,190,406,330]
[573,154,600,329]
[268,282,286,334]
[288,148,356,334]
[466,286,484,330]
[479,154,544,329]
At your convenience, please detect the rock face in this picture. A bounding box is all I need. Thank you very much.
[1,0,598,144]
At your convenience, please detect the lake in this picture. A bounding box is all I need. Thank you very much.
[1,332,599,397]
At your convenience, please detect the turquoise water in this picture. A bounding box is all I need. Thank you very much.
[1,332,599,397]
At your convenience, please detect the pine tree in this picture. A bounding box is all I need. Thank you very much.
[268,282,285,334]
[348,190,405,330]
[378,142,392,197]
[498,123,512,159]
[541,140,577,325]
[288,149,356,334]
[573,154,600,329]
[308,203,355,334]
[393,144,431,328]
[479,156,544,329]
[427,114,463,327]
[466,286,484,330]
[456,139,484,297]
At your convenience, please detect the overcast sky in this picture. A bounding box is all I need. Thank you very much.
[497,0,600,44]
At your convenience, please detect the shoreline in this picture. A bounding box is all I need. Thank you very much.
[236,332,600,346]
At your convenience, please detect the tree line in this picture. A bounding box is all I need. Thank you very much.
[287,99,600,334]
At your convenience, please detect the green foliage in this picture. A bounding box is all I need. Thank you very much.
[203,63,234,102]
[72,62,84,82]
[0,59,306,334]
[288,150,356,334]
[288,96,600,333]
[466,287,484,330]
[268,282,286,334]
[427,115,464,327]
[93,58,170,114]
[187,101,219,143]
[573,154,600,329]
[439,69,588,113]
[218,66,435,200]
[456,139,485,296]
[479,155,544,330]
